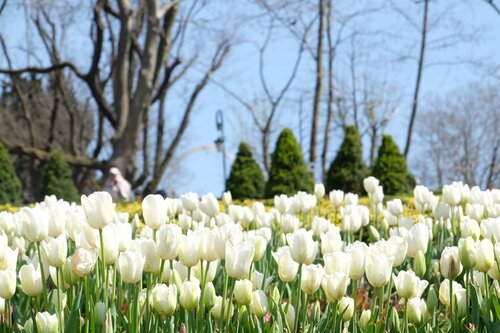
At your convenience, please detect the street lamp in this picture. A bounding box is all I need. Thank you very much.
[215,110,227,189]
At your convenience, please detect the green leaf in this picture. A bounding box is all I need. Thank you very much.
[65,285,83,332]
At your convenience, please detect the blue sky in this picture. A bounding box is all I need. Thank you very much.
[1,0,499,196]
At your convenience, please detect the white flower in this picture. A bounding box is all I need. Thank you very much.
[142,194,168,230]
[286,229,318,265]
[81,192,115,229]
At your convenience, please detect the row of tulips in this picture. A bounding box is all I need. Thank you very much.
[0,178,499,332]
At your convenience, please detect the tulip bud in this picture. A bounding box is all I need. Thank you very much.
[251,271,264,290]
[250,290,268,317]
[202,282,217,309]
[234,279,253,306]
[36,312,59,333]
[222,191,232,206]
[284,303,295,331]
[270,286,281,305]
[414,250,426,278]
[179,279,201,310]
[426,287,438,312]
[458,237,477,270]
[474,238,494,273]
[388,307,400,332]
[211,296,233,321]
[338,296,354,322]
[311,300,321,323]
[368,226,380,242]
[359,309,371,330]
[94,302,107,326]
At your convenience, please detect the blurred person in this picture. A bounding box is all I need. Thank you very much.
[103,167,132,201]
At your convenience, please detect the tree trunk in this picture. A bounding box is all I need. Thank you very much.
[404,0,429,158]
[310,0,325,175]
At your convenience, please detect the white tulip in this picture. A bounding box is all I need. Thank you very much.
[226,241,255,280]
[365,251,393,288]
[286,229,318,265]
[152,284,177,315]
[363,177,379,194]
[22,206,49,242]
[81,192,115,229]
[273,247,299,282]
[19,263,43,297]
[338,296,354,321]
[42,234,67,268]
[442,185,461,206]
[387,199,403,217]
[118,250,145,284]
[36,312,58,333]
[178,231,200,268]
[200,193,219,217]
[329,190,344,207]
[250,290,268,317]
[320,227,343,255]
[179,278,201,310]
[324,251,351,275]
[156,224,182,260]
[322,272,350,301]
[142,194,168,230]
[440,246,463,280]
[301,264,324,294]
[0,269,16,299]
[234,279,253,305]
[346,241,368,280]
[181,192,199,211]
[314,184,326,199]
[474,238,494,273]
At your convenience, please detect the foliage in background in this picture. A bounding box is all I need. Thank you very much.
[372,135,413,194]
[265,128,314,197]
[0,142,23,204]
[226,142,265,199]
[326,125,367,193]
[40,150,80,202]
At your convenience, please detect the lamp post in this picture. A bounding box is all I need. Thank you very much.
[215,110,227,189]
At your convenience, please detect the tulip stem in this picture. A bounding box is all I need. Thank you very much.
[219,273,229,331]
[35,241,48,308]
[403,299,408,333]
[294,264,303,333]
[449,280,454,333]
[5,299,10,328]
[352,280,358,333]
[99,229,107,305]
[378,286,384,321]
[159,259,166,284]
[57,268,63,333]
[484,272,491,319]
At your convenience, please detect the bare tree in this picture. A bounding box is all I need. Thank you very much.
[0,0,230,193]
[417,83,500,188]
